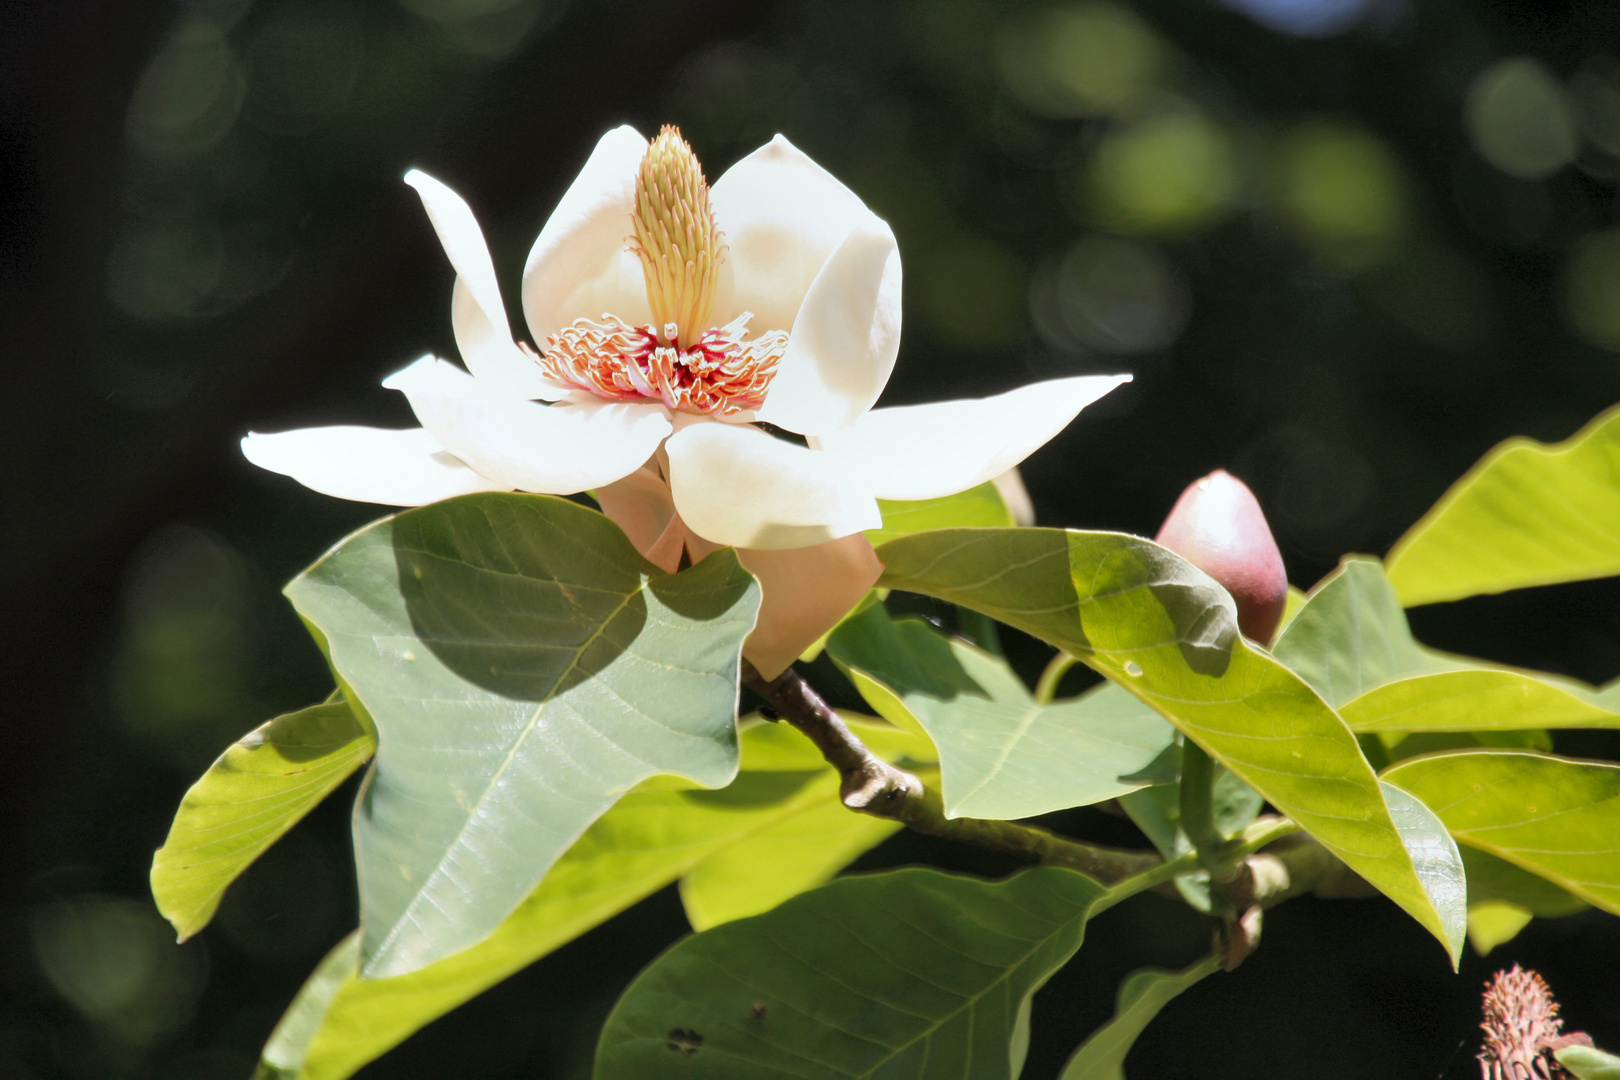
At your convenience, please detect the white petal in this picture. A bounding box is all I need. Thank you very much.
[521,126,652,344]
[404,170,564,400]
[755,214,901,435]
[815,375,1133,501]
[665,422,881,550]
[709,134,874,335]
[241,426,510,506]
[383,355,672,495]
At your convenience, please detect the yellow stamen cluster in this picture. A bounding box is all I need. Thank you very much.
[629,126,725,350]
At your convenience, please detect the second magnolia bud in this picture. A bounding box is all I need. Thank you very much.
[1154,469,1288,645]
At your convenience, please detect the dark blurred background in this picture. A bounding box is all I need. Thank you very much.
[4,0,1620,1076]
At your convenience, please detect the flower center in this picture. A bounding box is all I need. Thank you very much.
[536,126,788,417]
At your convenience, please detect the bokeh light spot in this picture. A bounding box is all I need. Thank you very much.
[995,2,1167,118]
[126,17,245,161]
[1562,228,1620,351]
[1465,58,1578,181]
[1572,54,1620,160]
[1218,0,1373,38]
[1031,235,1189,354]
[1088,111,1237,235]
[1279,122,1405,271]
[111,525,252,768]
[106,219,225,320]
[30,896,206,1047]
[396,0,553,59]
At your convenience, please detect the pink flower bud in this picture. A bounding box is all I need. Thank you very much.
[1154,470,1288,645]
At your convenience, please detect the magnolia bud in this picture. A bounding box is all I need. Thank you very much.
[1154,470,1288,645]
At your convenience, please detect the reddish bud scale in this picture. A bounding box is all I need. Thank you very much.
[1154,470,1288,645]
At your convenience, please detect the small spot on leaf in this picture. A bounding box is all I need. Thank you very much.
[748,1002,768,1021]
[666,1028,703,1057]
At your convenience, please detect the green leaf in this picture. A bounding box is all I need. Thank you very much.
[865,481,1015,548]
[257,719,929,1080]
[1380,781,1467,964]
[1460,845,1588,917]
[1272,557,1465,707]
[1466,903,1534,956]
[826,604,1175,819]
[1058,956,1221,1080]
[594,866,1110,1080]
[678,718,934,931]
[1559,1046,1620,1080]
[253,933,361,1080]
[1342,670,1620,733]
[1383,750,1620,915]
[285,493,760,977]
[151,700,372,941]
[1384,404,1620,606]
[1274,558,1609,735]
[875,527,1458,961]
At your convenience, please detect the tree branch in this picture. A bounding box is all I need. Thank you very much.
[742,661,1164,885]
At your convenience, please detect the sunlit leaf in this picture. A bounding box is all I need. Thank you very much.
[254,933,360,1080]
[1559,1045,1620,1080]
[595,866,1109,1080]
[285,492,760,977]
[679,721,935,931]
[1343,670,1620,733]
[1383,750,1620,915]
[1466,903,1533,956]
[256,719,928,1080]
[1271,557,1465,706]
[1275,558,1609,735]
[826,604,1174,819]
[1384,404,1620,606]
[865,481,1015,548]
[151,700,372,941]
[875,527,1458,960]
[1381,781,1466,964]
[1058,956,1221,1080]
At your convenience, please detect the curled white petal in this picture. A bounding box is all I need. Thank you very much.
[709,134,874,336]
[241,426,510,506]
[756,214,901,436]
[404,170,564,401]
[815,375,1133,501]
[521,125,652,344]
[665,422,881,550]
[383,355,672,495]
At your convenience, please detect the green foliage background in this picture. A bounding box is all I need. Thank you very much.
[3,0,1620,1077]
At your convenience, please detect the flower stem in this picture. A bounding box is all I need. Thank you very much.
[743,661,1164,885]
[1178,739,1236,880]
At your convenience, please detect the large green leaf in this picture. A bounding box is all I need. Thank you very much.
[1342,670,1620,733]
[285,493,761,978]
[594,866,1109,1080]
[1274,558,1609,734]
[1271,557,1466,707]
[1460,846,1588,917]
[1058,957,1221,1080]
[827,604,1175,819]
[151,700,372,941]
[256,933,362,1080]
[865,481,1015,548]
[1383,750,1620,915]
[875,527,1458,961]
[256,719,930,1080]
[1384,404,1620,606]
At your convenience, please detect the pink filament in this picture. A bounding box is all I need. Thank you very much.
[537,315,787,417]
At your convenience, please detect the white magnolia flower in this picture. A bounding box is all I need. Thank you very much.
[243,126,1128,675]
